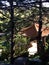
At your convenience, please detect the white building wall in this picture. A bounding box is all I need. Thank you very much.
[28,42,37,56]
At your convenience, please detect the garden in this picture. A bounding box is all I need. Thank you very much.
[0,0,49,65]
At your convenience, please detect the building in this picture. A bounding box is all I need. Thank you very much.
[18,23,49,55]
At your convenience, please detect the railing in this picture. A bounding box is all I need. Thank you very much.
[0,0,49,64]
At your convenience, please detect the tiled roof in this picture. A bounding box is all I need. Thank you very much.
[19,23,49,38]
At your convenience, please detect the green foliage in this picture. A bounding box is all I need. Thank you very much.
[13,33,29,56]
[14,34,27,43]
[0,6,49,62]
[44,35,49,52]
[45,42,49,51]
[46,35,49,44]
[0,41,11,62]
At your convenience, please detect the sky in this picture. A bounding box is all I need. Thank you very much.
[42,2,49,7]
[1,0,49,8]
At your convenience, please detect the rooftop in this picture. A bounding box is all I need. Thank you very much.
[19,23,49,38]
